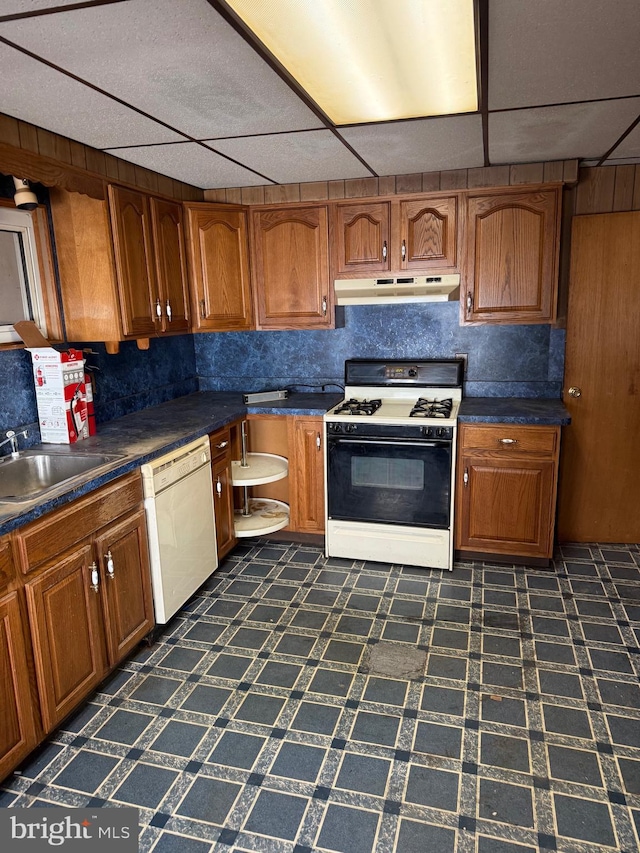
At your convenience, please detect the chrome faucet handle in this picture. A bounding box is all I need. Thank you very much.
[2,428,28,457]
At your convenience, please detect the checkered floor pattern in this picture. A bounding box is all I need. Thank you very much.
[3,540,640,853]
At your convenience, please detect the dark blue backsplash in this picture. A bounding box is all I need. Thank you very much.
[195,303,565,397]
[1,303,565,442]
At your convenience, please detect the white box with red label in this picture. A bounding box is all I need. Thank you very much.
[29,347,89,443]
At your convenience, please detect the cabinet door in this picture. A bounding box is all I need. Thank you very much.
[212,454,237,559]
[399,195,458,271]
[0,589,39,781]
[463,188,560,324]
[289,417,325,533]
[108,185,158,337]
[251,206,331,329]
[333,202,391,275]
[186,205,254,331]
[150,197,190,333]
[95,510,154,666]
[25,544,106,733]
[456,456,556,558]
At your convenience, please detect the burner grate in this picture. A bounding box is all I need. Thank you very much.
[334,398,382,416]
[409,397,453,418]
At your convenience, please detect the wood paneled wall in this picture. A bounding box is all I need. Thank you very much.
[0,112,203,202]
[204,160,579,205]
[573,166,640,215]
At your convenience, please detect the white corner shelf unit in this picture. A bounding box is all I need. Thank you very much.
[231,422,290,537]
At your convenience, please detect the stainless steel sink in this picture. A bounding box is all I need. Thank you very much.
[0,450,123,501]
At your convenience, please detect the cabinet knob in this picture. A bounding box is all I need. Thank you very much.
[382,241,387,261]
[166,300,172,322]
[105,550,115,578]
[89,561,99,592]
[401,239,406,262]
[568,386,582,398]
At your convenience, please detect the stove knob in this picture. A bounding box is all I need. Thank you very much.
[408,367,418,377]
[436,427,445,438]
[422,426,433,438]
[345,423,358,433]
[330,423,342,433]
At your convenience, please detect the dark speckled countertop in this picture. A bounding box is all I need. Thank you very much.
[459,397,571,425]
[0,390,342,536]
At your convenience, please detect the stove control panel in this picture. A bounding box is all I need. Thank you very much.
[326,422,454,442]
[421,425,453,439]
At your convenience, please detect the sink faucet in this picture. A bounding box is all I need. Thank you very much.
[0,429,28,458]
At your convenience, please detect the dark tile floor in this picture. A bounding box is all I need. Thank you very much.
[2,540,640,853]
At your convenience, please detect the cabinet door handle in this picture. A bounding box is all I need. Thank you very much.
[105,550,115,579]
[463,468,469,487]
[89,561,99,592]
[382,240,387,261]
[200,299,206,319]
[216,477,222,497]
[401,239,406,262]
[316,432,321,450]
[498,438,518,445]
[322,295,327,315]
[215,440,229,449]
[466,292,473,313]
[155,298,162,319]
[166,300,172,322]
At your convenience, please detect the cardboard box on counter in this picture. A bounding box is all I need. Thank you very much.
[13,321,89,444]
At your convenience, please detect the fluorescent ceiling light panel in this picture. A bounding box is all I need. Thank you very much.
[225,0,478,124]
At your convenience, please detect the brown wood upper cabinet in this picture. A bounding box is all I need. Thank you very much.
[185,204,254,332]
[332,195,459,277]
[250,205,333,329]
[50,185,190,346]
[462,187,561,324]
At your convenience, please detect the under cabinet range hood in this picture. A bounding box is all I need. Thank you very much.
[334,274,460,306]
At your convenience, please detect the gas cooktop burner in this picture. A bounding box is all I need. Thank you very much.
[334,398,382,416]
[409,397,453,418]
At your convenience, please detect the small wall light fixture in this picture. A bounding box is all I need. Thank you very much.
[12,176,38,210]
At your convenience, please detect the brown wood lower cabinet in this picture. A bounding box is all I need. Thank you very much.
[1,472,154,779]
[210,422,240,559]
[289,416,325,534]
[455,424,560,561]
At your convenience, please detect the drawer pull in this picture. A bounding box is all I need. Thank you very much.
[89,561,99,593]
[105,550,115,579]
[215,440,229,449]
[498,438,518,445]
[216,477,222,497]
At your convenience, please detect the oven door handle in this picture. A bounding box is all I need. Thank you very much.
[330,438,448,448]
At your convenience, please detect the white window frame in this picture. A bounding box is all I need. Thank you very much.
[0,205,47,345]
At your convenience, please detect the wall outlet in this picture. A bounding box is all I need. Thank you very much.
[455,352,468,375]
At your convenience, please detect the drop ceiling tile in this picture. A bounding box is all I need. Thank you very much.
[0,0,323,139]
[489,0,640,110]
[104,142,268,189]
[212,131,371,184]
[489,100,640,164]
[613,122,640,160]
[340,115,485,176]
[0,42,182,148]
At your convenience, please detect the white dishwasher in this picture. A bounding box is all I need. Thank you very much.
[141,436,218,624]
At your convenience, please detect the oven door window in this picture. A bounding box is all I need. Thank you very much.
[327,438,452,528]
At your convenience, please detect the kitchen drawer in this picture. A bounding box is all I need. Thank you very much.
[14,472,143,574]
[460,424,559,455]
[209,426,232,461]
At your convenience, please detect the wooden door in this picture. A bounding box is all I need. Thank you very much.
[108,185,157,337]
[463,188,560,324]
[333,202,391,275]
[457,456,556,558]
[0,590,39,780]
[95,510,154,666]
[150,197,190,332]
[557,211,640,542]
[251,206,332,329]
[25,544,106,732]
[289,417,325,533]
[398,196,458,271]
[185,205,254,331]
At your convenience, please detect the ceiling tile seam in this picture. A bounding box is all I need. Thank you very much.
[597,110,640,166]
[0,32,279,185]
[206,0,378,179]
[103,128,330,150]
[488,94,640,114]
[477,0,490,167]
[0,0,130,25]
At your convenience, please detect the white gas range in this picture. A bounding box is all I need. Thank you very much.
[323,359,464,571]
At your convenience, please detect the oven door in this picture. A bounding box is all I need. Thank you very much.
[327,435,452,528]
